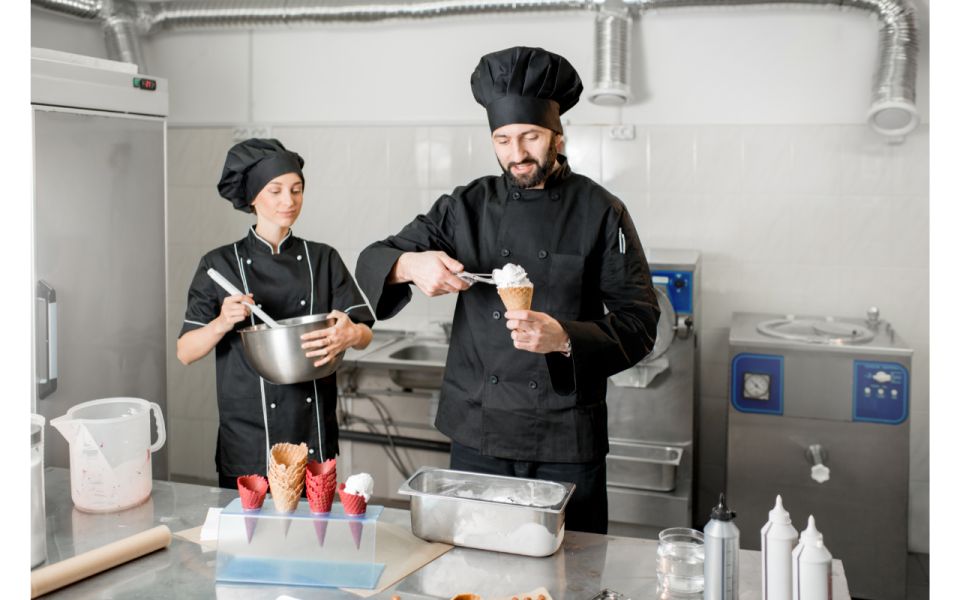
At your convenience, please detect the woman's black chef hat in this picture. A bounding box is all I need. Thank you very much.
[217,138,305,212]
[470,46,583,134]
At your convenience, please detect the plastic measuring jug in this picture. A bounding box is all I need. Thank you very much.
[31,413,46,567]
[51,397,166,513]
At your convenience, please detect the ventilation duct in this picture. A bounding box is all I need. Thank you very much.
[590,8,632,106]
[33,0,102,20]
[633,0,920,138]
[33,0,920,138]
[139,0,590,30]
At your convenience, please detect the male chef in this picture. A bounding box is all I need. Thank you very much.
[355,46,660,533]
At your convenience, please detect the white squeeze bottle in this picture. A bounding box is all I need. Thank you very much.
[704,493,739,600]
[792,515,833,600]
[762,495,799,600]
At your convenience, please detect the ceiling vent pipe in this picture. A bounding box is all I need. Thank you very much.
[138,0,591,30]
[33,0,102,20]
[632,0,919,138]
[102,0,145,69]
[33,0,919,138]
[590,7,632,106]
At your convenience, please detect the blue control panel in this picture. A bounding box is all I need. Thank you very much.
[731,353,784,415]
[651,270,693,315]
[853,360,909,424]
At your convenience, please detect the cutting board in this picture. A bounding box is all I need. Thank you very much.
[343,521,452,596]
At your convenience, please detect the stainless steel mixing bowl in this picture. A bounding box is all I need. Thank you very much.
[239,314,342,384]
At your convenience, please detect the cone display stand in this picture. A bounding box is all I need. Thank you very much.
[216,498,384,589]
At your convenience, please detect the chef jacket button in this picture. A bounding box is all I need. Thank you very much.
[500,248,510,257]
[512,192,521,200]
[270,403,276,409]
[246,258,252,265]
[489,375,499,384]
[308,448,314,455]
[528,381,538,390]
[306,397,312,403]
[297,255,303,261]
[300,299,306,306]
[492,311,501,320]
[550,193,559,200]
[538,250,548,259]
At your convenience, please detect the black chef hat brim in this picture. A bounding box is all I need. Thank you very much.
[486,96,562,134]
[243,152,305,209]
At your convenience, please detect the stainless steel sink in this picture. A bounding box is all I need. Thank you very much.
[352,337,448,390]
[389,344,449,362]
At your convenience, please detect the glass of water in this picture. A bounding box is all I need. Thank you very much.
[657,527,705,596]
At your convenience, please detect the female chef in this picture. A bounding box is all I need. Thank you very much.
[176,138,374,488]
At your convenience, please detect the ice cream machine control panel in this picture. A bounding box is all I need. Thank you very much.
[651,270,693,315]
[853,360,909,424]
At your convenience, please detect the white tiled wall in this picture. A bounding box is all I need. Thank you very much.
[165,122,929,551]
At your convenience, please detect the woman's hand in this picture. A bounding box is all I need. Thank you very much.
[177,293,253,365]
[214,293,253,334]
[300,310,366,367]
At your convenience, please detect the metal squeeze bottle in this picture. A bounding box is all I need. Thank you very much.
[762,495,799,600]
[792,516,833,600]
[705,493,740,600]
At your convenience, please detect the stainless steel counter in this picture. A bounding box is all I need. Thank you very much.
[37,469,851,599]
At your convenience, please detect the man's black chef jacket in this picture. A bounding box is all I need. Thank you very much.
[356,156,659,463]
[179,227,373,479]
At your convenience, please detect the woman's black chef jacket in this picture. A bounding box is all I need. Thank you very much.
[356,156,660,463]
[179,227,373,479]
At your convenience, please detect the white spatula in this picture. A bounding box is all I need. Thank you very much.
[206,268,281,329]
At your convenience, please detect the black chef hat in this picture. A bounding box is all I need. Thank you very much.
[217,138,305,212]
[470,46,583,134]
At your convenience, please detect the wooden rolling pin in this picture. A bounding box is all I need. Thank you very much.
[31,525,172,598]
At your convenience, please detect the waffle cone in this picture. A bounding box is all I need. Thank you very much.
[270,442,308,471]
[242,510,260,543]
[237,475,268,510]
[307,484,335,513]
[348,519,364,549]
[337,482,368,516]
[498,285,534,311]
[305,459,337,513]
[268,442,307,512]
[269,481,302,513]
[313,519,329,546]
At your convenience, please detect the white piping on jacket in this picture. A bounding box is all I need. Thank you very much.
[249,225,292,255]
[303,240,323,460]
[235,241,271,463]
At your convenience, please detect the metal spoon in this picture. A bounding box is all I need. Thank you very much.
[206,268,281,328]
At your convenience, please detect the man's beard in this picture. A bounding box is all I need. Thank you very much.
[502,139,559,189]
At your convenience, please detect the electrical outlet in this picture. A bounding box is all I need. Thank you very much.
[608,124,636,141]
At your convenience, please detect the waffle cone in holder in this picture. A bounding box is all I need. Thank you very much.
[338,482,368,549]
[267,442,308,513]
[236,475,268,544]
[237,475,268,510]
[305,458,337,514]
[497,285,534,311]
[313,519,329,547]
[337,482,368,516]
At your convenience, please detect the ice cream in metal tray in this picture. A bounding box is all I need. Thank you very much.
[398,467,575,557]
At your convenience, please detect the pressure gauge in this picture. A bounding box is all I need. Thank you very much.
[743,373,771,400]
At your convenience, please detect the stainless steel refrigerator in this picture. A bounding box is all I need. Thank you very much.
[31,48,169,479]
